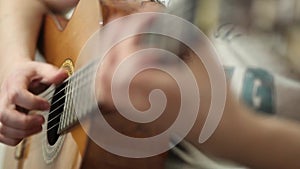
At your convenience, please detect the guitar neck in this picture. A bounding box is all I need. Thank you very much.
[47,0,201,135]
[46,60,99,134]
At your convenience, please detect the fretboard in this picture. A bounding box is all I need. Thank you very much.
[57,60,98,134]
[50,0,201,134]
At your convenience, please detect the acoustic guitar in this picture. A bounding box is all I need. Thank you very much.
[3,0,203,168]
[2,0,170,168]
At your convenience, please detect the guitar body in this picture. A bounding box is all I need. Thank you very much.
[3,0,166,168]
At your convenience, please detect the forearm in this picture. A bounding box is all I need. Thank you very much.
[243,114,300,169]
[0,0,46,81]
[196,98,300,169]
[235,109,300,169]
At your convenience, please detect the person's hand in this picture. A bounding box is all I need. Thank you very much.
[93,2,192,139]
[0,61,68,146]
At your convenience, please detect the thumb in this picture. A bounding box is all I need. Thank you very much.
[42,68,69,85]
[28,62,69,85]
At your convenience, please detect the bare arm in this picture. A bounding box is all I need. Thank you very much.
[0,0,46,81]
[181,55,300,169]
[92,13,300,168]
[0,0,78,81]
[0,0,68,146]
[193,96,300,169]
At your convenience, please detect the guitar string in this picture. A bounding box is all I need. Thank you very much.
[38,0,195,113]
[39,76,70,98]
[39,57,99,100]
[38,74,93,117]
[45,75,96,136]
[21,39,103,153]
[38,76,94,119]
[40,67,95,101]
[35,0,196,102]
[21,5,199,154]
[38,63,97,115]
[39,43,187,132]
[28,62,98,140]
[25,0,169,151]
[41,84,95,133]
[39,84,94,133]
[34,59,101,135]
[35,0,197,139]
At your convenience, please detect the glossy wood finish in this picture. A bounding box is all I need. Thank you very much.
[4,0,167,168]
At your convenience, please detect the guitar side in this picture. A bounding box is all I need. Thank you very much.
[3,0,101,168]
[3,0,168,168]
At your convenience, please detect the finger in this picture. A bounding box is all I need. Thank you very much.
[11,88,50,110]
[19,62,68,86]
[0,123,42,139]
[0,134,22,146]
[0,110,44,130]
[27,62,68,85]
[29,79,51,94]
[39,68,68,85]
[139,1,165,12]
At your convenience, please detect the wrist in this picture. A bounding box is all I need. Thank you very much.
[0,56,33,83]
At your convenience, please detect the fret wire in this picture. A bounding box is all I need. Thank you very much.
[69,77,76,127]
[41,57,101,132]
[68,79,75,128]
[86,70,95,116]
[85,68,95,117]
[40,0,195,102]
[83,74,90,117]
[81,69,89,118]
[60,81,70,132]
[76,68,84,120]
[85,80,91,117]
[82,73,88,119]
[65,67,79,131]
[72,71,78,124]
[65,80,71,129]
[71,70,80,125]
[60,80,70,131]
[64,64,83,129]
[65,82,72,130]
[22,0,197,149]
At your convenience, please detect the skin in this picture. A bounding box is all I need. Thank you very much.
[0,0,300,168]
[97,30,300,169]
[0,0,71,145]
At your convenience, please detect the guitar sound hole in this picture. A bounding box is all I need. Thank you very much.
[47,82,67,146]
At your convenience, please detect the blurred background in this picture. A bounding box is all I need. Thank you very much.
[197,0,300,74]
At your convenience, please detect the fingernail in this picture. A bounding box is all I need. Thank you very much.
[59,69,69,76]
[41,102,50,110]
[38,116,45,124]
